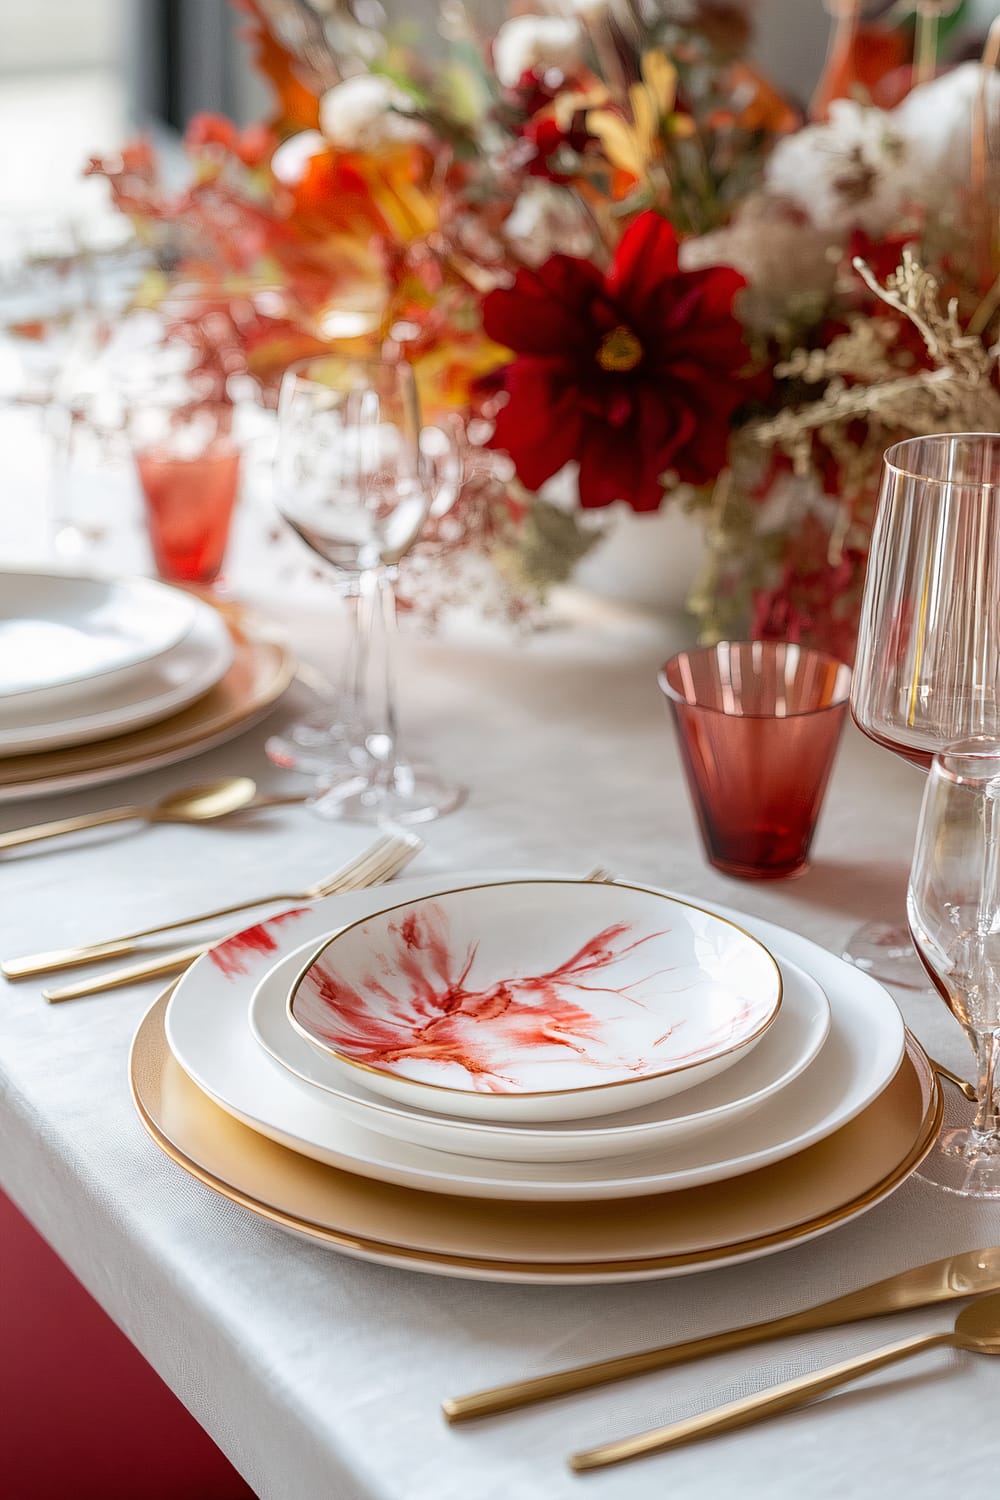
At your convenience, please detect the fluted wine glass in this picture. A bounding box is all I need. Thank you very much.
[268,355,461,824]
[909,739,1000,1196]
[848,432,1000,987]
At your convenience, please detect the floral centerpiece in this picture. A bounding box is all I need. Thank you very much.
[91,0,1000,652]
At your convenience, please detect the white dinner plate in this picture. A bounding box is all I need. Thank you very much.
[252,939,830,1162]
[0,602,233,755]
[135,1009,937,1283]
[287,880,783,1121]
[0,570,196,698]
[165,873,905,1201]
[0,629,295,802]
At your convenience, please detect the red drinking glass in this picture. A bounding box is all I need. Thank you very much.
[132,401,240,587]
[659,641,852,881]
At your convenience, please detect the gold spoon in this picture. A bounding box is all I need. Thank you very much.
[0,777,260,852]
[570,1291,1000,1471]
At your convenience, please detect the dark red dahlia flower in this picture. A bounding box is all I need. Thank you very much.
[482,211,761,511]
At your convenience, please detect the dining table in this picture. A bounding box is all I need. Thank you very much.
[3,458,1000,1500]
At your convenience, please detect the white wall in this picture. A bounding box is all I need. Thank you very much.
[0,0,123,74]
[752,0,1000,100]
[751,0,830,102]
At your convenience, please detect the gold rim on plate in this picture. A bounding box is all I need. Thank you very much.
[130,990,942,1282]
[0,615,295,802]
[285,879,784,1102]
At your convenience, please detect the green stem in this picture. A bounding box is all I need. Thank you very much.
[914,7,940,89]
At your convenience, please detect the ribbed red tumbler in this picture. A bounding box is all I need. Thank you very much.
[131,399,240,587]
[659,641,852,881]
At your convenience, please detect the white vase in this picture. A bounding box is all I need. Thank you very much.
[572,501,707,616]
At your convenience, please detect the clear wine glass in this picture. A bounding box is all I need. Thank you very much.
[908,738,1000,1197]
[0,210,90,404]
[268,354,462,824]
[848,432,1000,989]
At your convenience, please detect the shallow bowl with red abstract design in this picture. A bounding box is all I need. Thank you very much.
[286,880,783,1123]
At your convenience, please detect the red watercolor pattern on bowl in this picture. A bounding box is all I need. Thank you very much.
[288,885,781,1102]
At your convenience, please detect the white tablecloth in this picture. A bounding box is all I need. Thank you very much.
[3,530,1000,1498]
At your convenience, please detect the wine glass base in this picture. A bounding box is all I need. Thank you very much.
[841,920,935,994]
[916,1125,1000,1198]
[308,764,464,825]
[265,715,358,775]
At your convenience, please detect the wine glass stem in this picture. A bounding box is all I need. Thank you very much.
[343,566,402,780]
[972,1028,1000,1139]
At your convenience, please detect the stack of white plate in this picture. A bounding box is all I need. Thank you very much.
[0,570,295,799]
[132,872,942,1285]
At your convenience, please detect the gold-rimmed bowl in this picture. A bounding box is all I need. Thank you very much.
[286,879,782,1123]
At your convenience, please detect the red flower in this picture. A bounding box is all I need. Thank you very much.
[751,515,866,664]
[501,70,596,182]
[848,228,915,287]
[185,112,275,168]
[482,212,760,511]
[522,111,594,181]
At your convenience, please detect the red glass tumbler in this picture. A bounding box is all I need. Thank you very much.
[659,641,852,881]
[132,402,240,587]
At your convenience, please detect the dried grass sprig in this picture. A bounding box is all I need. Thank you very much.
[851,250,992,380]
[751,253,1000,464]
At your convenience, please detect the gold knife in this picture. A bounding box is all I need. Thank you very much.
[43,943,213,1002]
[442,1247,1000,1423]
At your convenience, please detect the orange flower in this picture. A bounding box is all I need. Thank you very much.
[185,113,277,168]
[711,64,800,135]
[287,143,438,247]
[234,1,321,132]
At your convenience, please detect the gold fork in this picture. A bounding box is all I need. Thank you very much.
[41,831,423,1002]
[40,850,597,1002]
[5,830,423,984]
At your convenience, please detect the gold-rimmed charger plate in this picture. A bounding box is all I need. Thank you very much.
[0,617,295,802]
[131,993,942,1284]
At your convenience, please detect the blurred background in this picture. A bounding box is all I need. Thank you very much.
[0,0,996,595]
[0,0,964,218]
[0,0,265,217]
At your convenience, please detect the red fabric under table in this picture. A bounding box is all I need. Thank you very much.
[0,1186,257,1500]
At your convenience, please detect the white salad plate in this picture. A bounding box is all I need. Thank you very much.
[252,939,830,1162]
[164,872,906,1201]
[287,880,784,1122]
[0,602,233,755]
[0,570,196,699]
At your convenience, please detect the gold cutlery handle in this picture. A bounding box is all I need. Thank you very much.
[2,892,301,979]
[3,831,418,980]
[569,1331,950,1471]
[0,805,142,851]
[6,939,144,975]
[43,942,213,1003]
[443,1313,812,1423]
[445,1251,1000,1425]
[17,832,421,990]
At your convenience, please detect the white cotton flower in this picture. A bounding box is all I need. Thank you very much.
[893,63,1000,198]
[493,16,583,89]
[318,74,425,152]
[270,130,327,185]
[502,182,595,266]
[764,99,914,238]
[678,196,837,334]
